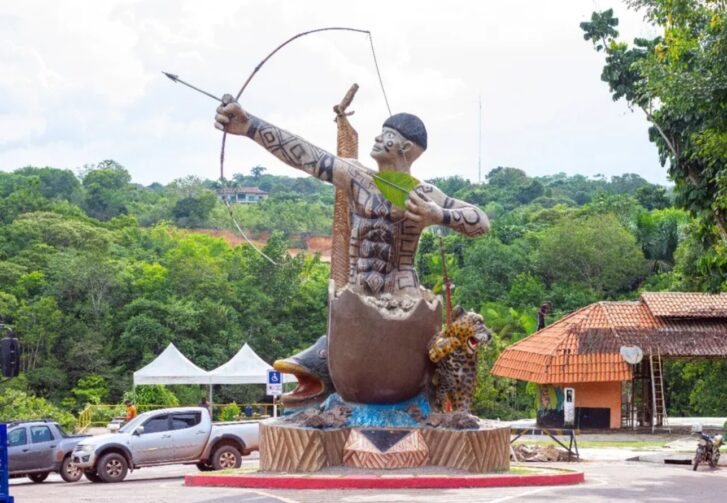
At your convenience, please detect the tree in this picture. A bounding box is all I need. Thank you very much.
[82,162,131,220]
[581,2,727,289]
[486,167,528,188]
[0,176,48,225]
[608,173,650,195]
[172,192,217,228]
[0,389,77,431]
[13,167,81,202]
[251,165,267,178]
[507,273,547,308]
[515,180,544,204]
[14,296,63,374]
[426,175,472,197]
[125,385,179,410]
[536,214,646,294]
[453,237,529,307]
[636,185,671,210]
[71,374,108,406]
[634,208,689,273]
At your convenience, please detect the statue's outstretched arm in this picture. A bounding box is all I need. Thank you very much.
[405,184,490,237]
[215,98,352,190]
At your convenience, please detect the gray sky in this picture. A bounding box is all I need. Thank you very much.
[0,0,668,186]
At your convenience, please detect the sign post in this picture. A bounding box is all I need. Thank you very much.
[266,369,282,418]
[564,387,575,427]
[0,423,14,503]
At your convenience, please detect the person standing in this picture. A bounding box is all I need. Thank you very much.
[198,396,212,417]
[124,400,137,422]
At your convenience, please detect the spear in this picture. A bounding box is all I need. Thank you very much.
[163,72,416,203]
[162,72,224,103]
[439,237,453,327]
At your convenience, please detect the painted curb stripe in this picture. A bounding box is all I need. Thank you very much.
[184,471,584,489]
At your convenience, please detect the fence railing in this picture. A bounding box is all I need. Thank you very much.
[77,402,280,433]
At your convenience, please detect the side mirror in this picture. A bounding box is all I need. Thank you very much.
[133,426,144,436]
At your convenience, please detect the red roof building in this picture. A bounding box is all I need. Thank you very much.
[491,293,727,429]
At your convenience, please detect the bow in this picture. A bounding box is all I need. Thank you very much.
[166,27,393,265]
[218,27,394,265]
[219,26,391,181]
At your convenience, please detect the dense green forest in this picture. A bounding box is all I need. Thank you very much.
[0,159,724,424]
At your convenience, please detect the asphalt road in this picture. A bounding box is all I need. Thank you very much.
[9,456,727,503]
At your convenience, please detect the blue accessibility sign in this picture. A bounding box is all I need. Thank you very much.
[266,369,282,396]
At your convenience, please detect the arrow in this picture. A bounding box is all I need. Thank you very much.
[162,71,224,103]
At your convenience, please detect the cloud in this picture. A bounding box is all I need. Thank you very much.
[0,0,671,185]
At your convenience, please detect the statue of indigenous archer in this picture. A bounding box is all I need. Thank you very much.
[215,92,490,407]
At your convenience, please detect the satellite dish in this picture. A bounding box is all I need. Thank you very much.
[620,346,643,365]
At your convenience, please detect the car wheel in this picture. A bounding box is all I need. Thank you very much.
[60,455,83,482]
[28,472,49,483]
[211,445,241,470]
[97,452,128,483]
[196,462,215,472]
[84,470,103,483]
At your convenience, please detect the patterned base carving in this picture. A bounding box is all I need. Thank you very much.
[343,429,428,469]
[259,421,349,472]
[422,425,510,472]
[260,420,509,473]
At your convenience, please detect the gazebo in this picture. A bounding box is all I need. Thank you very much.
[491,292,727,429]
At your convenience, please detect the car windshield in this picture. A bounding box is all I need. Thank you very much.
[118,414,146,433]
[54,423,70,438]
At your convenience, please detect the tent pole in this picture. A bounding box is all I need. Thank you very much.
[209,384,213,420]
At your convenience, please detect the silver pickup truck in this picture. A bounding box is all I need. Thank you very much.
[72,407,258,482]
[8,419,89,483]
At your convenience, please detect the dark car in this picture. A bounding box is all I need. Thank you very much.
[7,419,89,483]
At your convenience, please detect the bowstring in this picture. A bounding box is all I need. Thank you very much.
[367,32,392,117]
[220,28,392,266]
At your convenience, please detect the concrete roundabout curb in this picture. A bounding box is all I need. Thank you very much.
[184,467,585,490]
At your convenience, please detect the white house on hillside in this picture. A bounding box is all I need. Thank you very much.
[217,187,269,204]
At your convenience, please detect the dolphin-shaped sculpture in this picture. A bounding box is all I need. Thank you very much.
[273,335,335,409]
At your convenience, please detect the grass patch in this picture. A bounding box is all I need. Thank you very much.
[508,466,544,475]
[214,466,259,475]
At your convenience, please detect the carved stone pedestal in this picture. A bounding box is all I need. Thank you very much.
[259,419,510,473]
[343,429,428,469]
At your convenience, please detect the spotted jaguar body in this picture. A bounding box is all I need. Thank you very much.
[428,306,492,413]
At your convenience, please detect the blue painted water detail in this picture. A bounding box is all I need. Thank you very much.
[322,393,431,428]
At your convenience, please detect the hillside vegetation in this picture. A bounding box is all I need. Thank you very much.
[0,161,724,420]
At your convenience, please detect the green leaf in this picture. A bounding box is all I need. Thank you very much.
[373,171,420,209]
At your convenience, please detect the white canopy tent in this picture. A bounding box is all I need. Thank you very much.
[133,343,210,385]
[208,343,297,384]
[132,342,296,416]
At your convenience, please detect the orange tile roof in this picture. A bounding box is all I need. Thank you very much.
[491,293,727,384]
[641,292,727,318]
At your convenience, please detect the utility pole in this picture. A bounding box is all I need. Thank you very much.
[478,95,482,184]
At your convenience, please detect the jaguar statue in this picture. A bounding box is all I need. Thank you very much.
[428,306,492,414]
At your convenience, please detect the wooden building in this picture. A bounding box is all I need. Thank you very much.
[491,293,727,429]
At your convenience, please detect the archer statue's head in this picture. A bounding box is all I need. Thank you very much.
[371,113,427,166]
